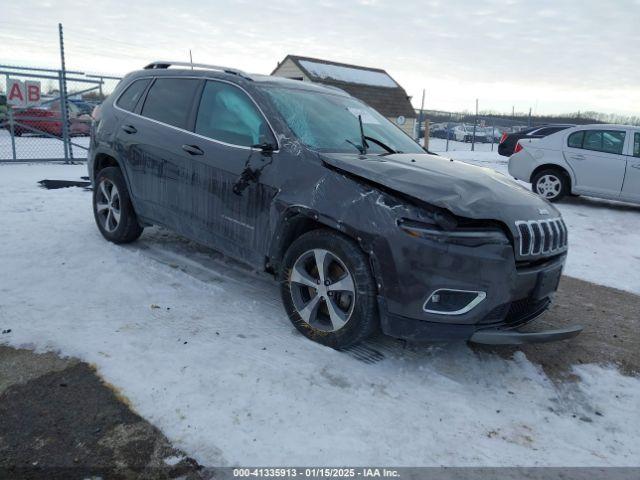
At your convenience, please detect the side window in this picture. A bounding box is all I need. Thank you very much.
[140,78,200,129]
[634,133,640,158]
[195,81,273,147]
[116,79,150,112]
[567,131,584,148]
[583,131,602,151]
[583,130,625,155]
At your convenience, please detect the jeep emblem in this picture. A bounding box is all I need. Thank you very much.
[538,208,550,215]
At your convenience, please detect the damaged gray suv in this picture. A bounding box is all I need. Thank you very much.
[88,61,582,348]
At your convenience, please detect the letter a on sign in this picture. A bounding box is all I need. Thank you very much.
[7,79,25,107]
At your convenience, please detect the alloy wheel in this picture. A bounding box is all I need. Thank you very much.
[536,174,561,199]
[95,179,121,233]
[289,248,356,332]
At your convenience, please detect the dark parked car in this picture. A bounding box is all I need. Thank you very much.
[69,99,95,116]
[88,61,582,348]
[498,124,574,157]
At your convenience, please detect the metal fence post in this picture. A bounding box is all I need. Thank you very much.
[6,74,17,161]
[491,121,495,152]
[58,71,70,163]
[58,23,74,164]
[445,114,451,152]
[7,110,17,162]
[471,99,478,152]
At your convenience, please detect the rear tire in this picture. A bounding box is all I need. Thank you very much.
[93,167,143,244]
[279,229,378,348]
[532,169,569,202]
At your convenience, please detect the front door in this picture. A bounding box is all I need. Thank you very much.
[621,132,640,203]
[564,129,627,198]
[177,79,279,263]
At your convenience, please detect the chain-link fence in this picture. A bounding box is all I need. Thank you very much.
[0,65,121,163]
[417,108,640,154]
[417,110,532,154]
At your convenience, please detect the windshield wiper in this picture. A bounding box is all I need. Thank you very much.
[357,115,369,155]
[364,135,397,154]
[350,114,397,155]
[345,139,366,155]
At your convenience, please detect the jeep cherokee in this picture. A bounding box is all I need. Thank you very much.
[88,61,582,348]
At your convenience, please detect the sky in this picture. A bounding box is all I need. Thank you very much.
[1,0,639,116]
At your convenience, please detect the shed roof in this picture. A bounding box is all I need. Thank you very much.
[272,55,416,119]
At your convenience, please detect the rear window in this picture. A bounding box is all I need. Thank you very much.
[140,78,200,129]
[567,131,584,148]
[116,79,150,112]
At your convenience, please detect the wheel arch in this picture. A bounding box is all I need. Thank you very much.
[267,207,380,287]
[93,152,122,180]
[91,149,139,214]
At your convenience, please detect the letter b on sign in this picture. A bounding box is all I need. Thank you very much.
[26,81,41,106]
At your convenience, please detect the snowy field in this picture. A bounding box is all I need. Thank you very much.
[429,138,640,296]
[1,162,639,467]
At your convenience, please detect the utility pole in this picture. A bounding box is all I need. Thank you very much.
[528,107,532,127]
[512,105,515,118]
[58,22,73,163]
[418,88,425,146]
[189,49,194,70]
[445,113,451,152]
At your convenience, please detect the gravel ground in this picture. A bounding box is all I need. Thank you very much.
[0,346,207,480]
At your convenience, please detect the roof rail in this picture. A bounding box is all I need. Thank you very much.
[143,61,252,80]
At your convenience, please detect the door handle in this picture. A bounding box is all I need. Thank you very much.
[181,144,204,156]
[632,163,640,170]
[121,124,137,134]
[570,154,585,161]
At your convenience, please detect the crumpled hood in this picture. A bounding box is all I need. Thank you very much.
[320,152,559,222]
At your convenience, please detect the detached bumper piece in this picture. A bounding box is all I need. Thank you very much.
[469,323,583,345]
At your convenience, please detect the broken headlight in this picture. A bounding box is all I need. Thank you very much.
[398,218,509,247]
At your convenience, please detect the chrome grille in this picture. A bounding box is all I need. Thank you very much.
[515,218,567,256]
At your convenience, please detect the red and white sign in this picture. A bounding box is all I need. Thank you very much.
[7,79,41,107]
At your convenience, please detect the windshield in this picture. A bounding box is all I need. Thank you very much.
[260,86,424,155]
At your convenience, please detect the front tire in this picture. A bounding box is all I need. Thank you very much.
[532,169,569,202]
[279,229,378,348]
[93,167,143,243]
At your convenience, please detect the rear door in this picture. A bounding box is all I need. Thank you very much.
[621,131,640,202]
[563,129,627,197]
[113,78,153,215]
[120,77,202,225]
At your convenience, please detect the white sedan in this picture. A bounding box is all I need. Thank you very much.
[508,124,640,203]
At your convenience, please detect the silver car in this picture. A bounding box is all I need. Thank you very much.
[508,124,640,203]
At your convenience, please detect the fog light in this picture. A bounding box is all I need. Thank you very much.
[424,289,486,315]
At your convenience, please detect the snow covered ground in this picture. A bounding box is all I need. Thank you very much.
[1,162,639,467]
[429,138,640,296]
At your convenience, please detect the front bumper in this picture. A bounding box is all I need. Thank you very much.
[373,230,581,344]
[378,295,583,344]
